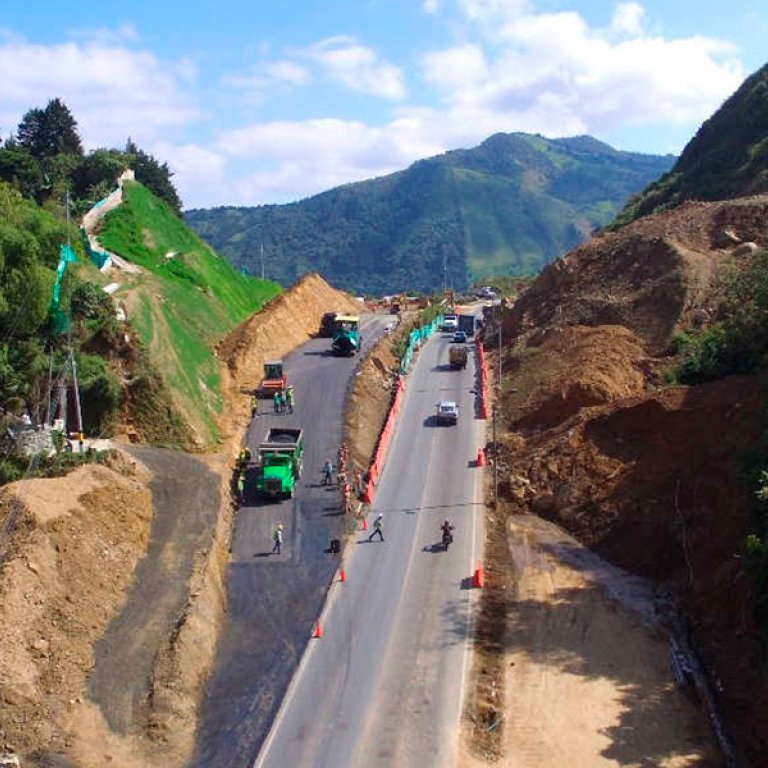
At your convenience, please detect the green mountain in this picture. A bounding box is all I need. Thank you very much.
[185,133,674,295]
[612,62,768,229]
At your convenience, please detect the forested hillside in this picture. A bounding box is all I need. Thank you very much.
[186,133,674,294]
[612,61,768,228]
[0,99,279,464]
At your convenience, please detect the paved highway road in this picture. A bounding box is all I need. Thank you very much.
[192,314,392,767]
[254,331,485,768]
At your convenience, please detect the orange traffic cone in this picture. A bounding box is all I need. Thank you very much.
[313,621,323,639]
[339,568,347,583]
[472,562,485,588]
[476,447,486,467]
[361,517,368,531]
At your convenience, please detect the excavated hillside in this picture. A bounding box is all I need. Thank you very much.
[492,194,768,766]
[0,275,365,768]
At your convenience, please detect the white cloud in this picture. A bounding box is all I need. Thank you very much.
[422,45,488,90]
[302,36,406,100]
[223,59,310,94]
[611,3,646,37]
[216,117,442,204]
[0,35,200,147]
[423,0,440,13]
[422,5,743,138]
[151,142,227,210]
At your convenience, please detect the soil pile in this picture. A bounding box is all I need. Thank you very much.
[0,273,367,767]
[217,272,364,450]
[0,456,153,765]
[509,195,768,352]
[490,194,768,765]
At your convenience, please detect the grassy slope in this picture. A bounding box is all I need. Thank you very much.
[99,182,281,446]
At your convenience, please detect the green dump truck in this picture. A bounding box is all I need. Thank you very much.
[254,427,304,499]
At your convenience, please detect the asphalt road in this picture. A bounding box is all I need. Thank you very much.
[253,331,485,768]
[192,314,392,767]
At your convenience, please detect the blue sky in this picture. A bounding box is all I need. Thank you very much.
[1,0,763,209]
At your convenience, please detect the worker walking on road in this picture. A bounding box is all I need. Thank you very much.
[273,391,281,413]
[368,513,384,542]
[236,470,246,504]
[272,522,284,554]
[250,394,259,417]
[323,460,334,486]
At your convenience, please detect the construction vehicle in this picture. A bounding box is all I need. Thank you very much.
[254,428,304,499]
[448,345,468,369]
[442,313,458,332]
[458,314,479,336]
[259,360,286,397]
[319,311,339,337]
[332,315,361,356]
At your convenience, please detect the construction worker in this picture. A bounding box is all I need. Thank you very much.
[368,513,384,542]
[273,391,281,413]
[280,390,287,413]
[272,522,284,554]
[353,467,362,497]
[323,460,334,486]
[250,394,259,417]
[286,385,295,414]
[236,470,246,503]
[238,446,251,469]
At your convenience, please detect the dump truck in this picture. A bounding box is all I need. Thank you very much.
[458,314,479,336]
[448,345,468,369]
[254,427,304,499]
[259,360,286,397]
[319,311,339,337]
[332,315,361,356]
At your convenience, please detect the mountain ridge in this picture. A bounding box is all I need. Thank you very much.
[186,132,674,294]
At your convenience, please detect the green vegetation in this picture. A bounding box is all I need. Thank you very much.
[100,181,281,445]
[0,97,281,455]
[611,62,768,229]
[670,249,768,642]
[673,251,768,384]
[186,133,674,295]
[0,98,182,214]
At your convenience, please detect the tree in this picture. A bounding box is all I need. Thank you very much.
[0,147,44,199]
[17,98,83,160]
[124,139,182,214]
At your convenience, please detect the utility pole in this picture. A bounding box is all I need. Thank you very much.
[260,240,265,280]
[442,251,447,296]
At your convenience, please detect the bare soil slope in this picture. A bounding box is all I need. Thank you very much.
[0,274,366,767]
[476,195,768,766]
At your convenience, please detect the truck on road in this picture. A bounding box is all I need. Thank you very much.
[458,314,479,336]
[448,345,468,369]
[254,428,304,499]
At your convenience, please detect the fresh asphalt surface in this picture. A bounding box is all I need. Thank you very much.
[192,314,392,767]
[253,331,485,768]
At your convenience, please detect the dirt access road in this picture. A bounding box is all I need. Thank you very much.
[462,514,720,768]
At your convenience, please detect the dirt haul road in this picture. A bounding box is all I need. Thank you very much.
[461,514,720,768]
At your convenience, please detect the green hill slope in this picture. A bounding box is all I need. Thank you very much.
[100,181,280,446]
[186,132,674,294]
[612,62,768,228]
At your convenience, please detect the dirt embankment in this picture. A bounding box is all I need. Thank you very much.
[468,195,768,766]
[0,274,366,767]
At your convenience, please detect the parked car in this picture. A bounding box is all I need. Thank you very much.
[452,331,467,343]
[435,400,459,425]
